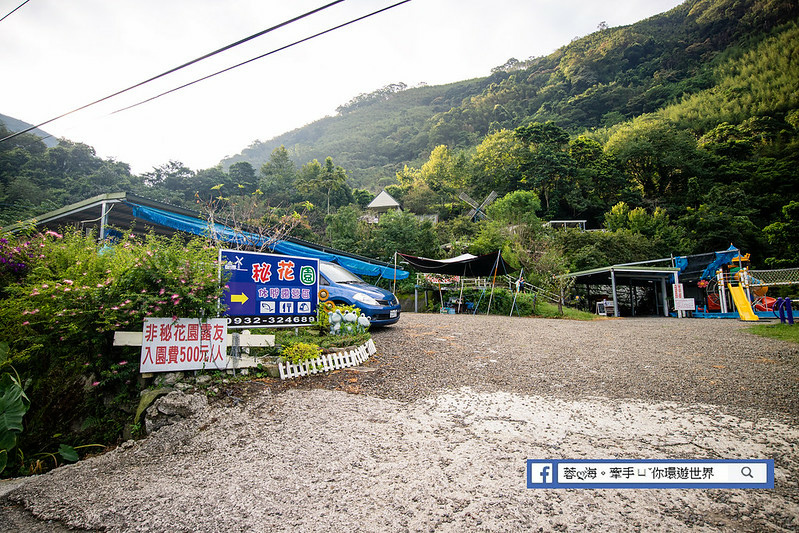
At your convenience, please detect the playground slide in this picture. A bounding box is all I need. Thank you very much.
[727,284,759,321]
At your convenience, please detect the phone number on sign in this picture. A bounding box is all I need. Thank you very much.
[226,315,316,327]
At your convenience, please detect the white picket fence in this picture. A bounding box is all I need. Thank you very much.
[278,338,376,379]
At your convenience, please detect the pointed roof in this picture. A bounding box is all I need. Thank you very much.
[367,190,401,211]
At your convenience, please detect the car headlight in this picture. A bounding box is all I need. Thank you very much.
[353,293,379,306]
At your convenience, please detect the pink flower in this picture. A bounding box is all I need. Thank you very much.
[63,279,74,285]
[41,284,49,289]
[111,306,119,310]
[92,381,100,387]
[119,360,127,366]
[159,288,165,295]
[22,321,29,326]
[45,230,63,238]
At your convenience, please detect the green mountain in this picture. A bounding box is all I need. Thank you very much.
[0,113,58,148]
[221,0,799,190]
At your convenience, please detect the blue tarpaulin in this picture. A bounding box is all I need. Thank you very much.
[126,202,408,280]
[688,245,740,279]
[699,245,740,280]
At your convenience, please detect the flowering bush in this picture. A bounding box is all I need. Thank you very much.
[0,229,225,474]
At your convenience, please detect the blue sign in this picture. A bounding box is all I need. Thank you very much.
[526,459,774,489]
[219,249,319,328]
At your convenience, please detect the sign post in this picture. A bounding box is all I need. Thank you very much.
[219,249,319,328]
[671,283,695,317]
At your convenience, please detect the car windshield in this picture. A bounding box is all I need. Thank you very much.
[321,262,365,284]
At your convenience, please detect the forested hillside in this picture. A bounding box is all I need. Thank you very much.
[222,0,799,188]
[0,114,57,148]
[2,0,798,275]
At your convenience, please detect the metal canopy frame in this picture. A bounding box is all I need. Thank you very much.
[7,191,404,277]
[560,265,681,317]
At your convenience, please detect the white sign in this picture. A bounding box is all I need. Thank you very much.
[674,298,696,311]
[140,318,228,373]
[672,283,684,299]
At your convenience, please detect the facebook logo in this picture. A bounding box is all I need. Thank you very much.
[527,461,556,488]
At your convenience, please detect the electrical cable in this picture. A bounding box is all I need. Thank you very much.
[0,0,346,144]
[0,0,31,23]
[111,0,412,115]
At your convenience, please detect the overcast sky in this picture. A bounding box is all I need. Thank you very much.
[0,0,683,174]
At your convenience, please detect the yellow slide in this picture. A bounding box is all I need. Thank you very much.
[727,284,759,321]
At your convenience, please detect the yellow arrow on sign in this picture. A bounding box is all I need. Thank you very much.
[230,293,249,305]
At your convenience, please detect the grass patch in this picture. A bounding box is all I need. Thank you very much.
[748,323,799,344]
[535,301,596,321]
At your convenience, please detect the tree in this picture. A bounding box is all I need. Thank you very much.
[486,190,541,227]
[352,189,375,209]
[421,145,459,209]
[470,130,526,196]
[259,146,298,206]
[318,157,348,215]
[605,118,701,206]
[324,205,366,253]
[514,122,576,217]
[762,201,799,266]
[363,210,439,262]
[228,161,256,193]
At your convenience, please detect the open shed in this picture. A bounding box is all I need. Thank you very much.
[561,265,681,317]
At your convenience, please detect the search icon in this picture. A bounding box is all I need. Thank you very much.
[741,466,754,478]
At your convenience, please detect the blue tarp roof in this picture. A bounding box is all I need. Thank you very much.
[127,202,408,280]
[699,245,740,280]
[674,245,740,281]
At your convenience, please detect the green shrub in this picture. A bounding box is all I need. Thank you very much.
[460,287,537,316]
[0,229,224,475]
[280,342,322,364]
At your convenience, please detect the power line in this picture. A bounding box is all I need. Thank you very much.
[0,0,31,23]
[112,0,413,115]
[0,0,346,144]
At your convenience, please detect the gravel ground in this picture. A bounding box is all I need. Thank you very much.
[3,314,799,532]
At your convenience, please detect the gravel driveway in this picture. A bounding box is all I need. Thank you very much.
[3,314,799,532]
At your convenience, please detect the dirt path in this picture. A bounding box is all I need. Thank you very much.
[3,315,798,531]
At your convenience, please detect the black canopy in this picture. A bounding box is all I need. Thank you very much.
[398,251,513,277]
